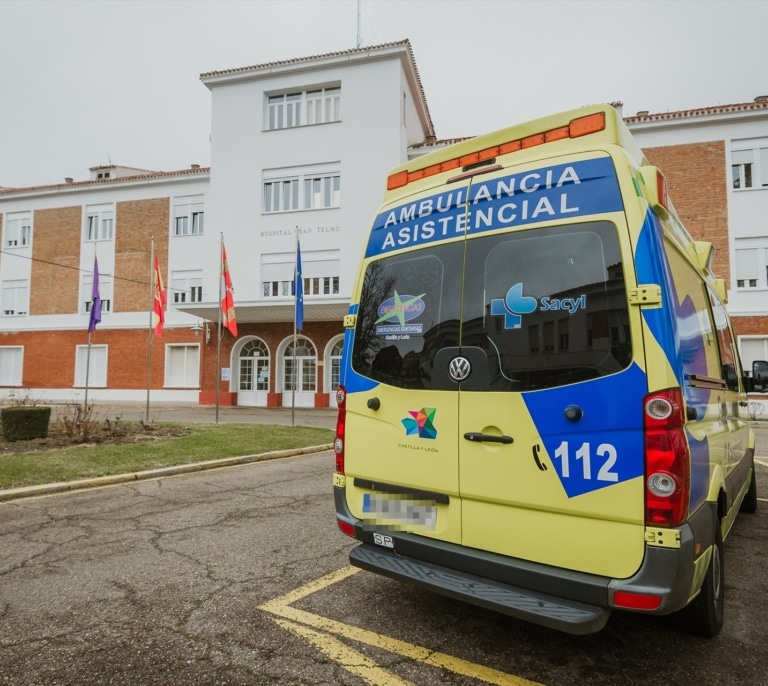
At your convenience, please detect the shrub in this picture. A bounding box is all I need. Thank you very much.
[1,406,52,442]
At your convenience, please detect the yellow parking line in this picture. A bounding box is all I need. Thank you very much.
[259,567,544,686]
[274,617,413,686]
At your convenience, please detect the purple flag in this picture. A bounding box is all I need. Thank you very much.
[88,258,101,332]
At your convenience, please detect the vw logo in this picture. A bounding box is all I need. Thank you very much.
[448,356,471,382]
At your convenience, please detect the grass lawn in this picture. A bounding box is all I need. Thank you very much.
[0,423,334,490]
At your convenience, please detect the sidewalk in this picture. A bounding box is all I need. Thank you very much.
[83,402,338,430]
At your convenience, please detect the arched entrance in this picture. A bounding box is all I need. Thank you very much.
[282,337,317,408]
[325,336,344,408]
[237,338,270,407]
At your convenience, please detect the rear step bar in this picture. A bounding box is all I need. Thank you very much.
[349,544,610,635]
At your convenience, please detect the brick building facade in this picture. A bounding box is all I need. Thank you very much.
[1,43,766,406]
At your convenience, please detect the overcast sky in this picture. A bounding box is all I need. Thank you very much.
[2,0,767,189]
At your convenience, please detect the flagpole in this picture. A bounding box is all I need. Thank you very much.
[84,245,96,412]
[216,233,223,424]
[146,238,154,422]
[84,330,91,411]
[292,227,299,427]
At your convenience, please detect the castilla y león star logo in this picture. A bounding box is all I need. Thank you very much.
[401,407,437,440]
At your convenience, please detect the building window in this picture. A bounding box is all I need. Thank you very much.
[4,212,31,248]
[82,273,113,314]
[74,344,108,387]
[171,270,203,304]
[262,280,293,298]
[731,142,768,189]
[263,164,340,214]
[267,86,341,130]
[1,280,28,316]
[302,276,340,296]
[84,204,114,241]
[165,345,200,387]
[173,196,204,236]
[740,336,768,385]
[0,346,23,386]
[304,175,341,210]
[268,92,302,129]
[735,239,768,289]
[264,179,300,213]
[261,249,339,299]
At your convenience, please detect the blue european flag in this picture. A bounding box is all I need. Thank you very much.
[294,241,304,331]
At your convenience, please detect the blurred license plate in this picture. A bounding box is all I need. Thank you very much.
[362,494,436,530]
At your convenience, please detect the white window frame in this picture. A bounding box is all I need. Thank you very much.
[263,178,300,213]
[164,344,200,388]
[82,273,113,314]
[0,346,23,386]
[731,140,768,190]
[302,276,340,296]
[84,204,115,241]
[170,270,203,304]
[4,212,32,248]
[261,249,340,299]
[268,92,302,130]
[734,238,768,290]
[74,344,108,387]
[263,164,340,215]
[173,195,205,237]
[2,279,29,316]
[266,85,341,131]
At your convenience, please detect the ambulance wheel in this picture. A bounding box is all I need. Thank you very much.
[679,519,724,637]
[740,457,758,514]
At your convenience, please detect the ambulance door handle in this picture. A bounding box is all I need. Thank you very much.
[463,432,513,444]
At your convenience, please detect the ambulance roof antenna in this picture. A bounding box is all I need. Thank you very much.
[356,0,362,48]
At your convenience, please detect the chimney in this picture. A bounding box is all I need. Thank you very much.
[190,164,200,169]
[637,110,649,117]
[755,96,768,103]
[610,101,623,117]
[65,177,74,184]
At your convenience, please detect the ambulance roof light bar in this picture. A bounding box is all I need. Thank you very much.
[387,111,606,191]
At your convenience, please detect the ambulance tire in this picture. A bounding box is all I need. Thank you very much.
[678,519,724,637]
[740,457,758,514]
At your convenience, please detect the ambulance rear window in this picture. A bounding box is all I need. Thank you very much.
[352,221,631,391]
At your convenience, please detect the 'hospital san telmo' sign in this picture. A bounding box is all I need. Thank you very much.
[259,225,341,239]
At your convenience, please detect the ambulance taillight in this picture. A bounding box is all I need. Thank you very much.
[643,388,691,527]
[334,386,346,474]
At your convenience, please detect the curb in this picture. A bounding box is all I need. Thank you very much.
[0,443,334,503]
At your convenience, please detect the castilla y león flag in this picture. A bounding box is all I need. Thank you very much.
[152,256,166,338]
[221,243,237,337]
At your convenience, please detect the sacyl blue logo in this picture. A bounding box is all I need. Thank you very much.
[491,283,586,329]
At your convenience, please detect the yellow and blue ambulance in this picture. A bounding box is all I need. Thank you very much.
[333,105,758,636]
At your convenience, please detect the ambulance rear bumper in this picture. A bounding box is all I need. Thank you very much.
[336,486,704,634]
[349,542,610,635]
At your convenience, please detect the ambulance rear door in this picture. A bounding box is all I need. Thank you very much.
[342,179,474,546]
[454,156,648,579]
